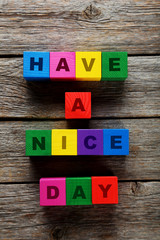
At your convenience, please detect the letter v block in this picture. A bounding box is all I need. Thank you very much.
[50,52,76,80]
[66,177,92,205]
[92,176,118,204]
[40,178,66,206]
[26,130,51,156]
[65,92,91,119]
[23,52,50,81]
[76,52,101,81]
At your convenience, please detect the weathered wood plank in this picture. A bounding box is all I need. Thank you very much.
[0,56,159,118]
[0,0,160,54]
[0,119,159,182]
[0,182,159,239]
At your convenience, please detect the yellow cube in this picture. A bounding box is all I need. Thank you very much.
[76,52,101,81]
[52,129,77,155]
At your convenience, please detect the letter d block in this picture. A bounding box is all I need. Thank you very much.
[23,51,50,81]
[66,177,92,205]
[92,176,118,204]
[26,130,51,156]
[40,178,66,206]
[102,52,128,81]
[65,92,91,119]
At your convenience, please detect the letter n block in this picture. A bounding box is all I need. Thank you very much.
[40,178,66,206]
[102,52,128,81]
[26,130,51,156]
[92,176,118,204]
[66,177,92,205]
[50,52,75,80]
[23,52,50,81]
[65,92,91,119]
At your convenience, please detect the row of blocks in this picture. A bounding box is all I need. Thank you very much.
[40,177,118,206]
[26,129,129,156]
[23,51,128,81]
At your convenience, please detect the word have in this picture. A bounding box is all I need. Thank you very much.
[26,129,129,156]
[40,176,118,206]
[23,51,128,81]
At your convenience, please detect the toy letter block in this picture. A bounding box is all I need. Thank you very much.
[40,178,66,206]
[103,129,129,155]
[66,177,92,205]
[50,52,76,80]
[92,176,118,204]
[52,129,77,155]
[26,130,51,156]
[65,92,91,119]
[102,52,128,81]
[76,52,101,81]
[78,129,103,155]
[23,52,50,81]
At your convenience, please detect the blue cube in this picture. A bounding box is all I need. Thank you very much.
[23,51,50,81]
[103,129,129,155]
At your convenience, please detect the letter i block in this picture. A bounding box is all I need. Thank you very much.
[40,178,66,206]
[78,129,103,155]
[103,129,129,155]
[50,52,76,80]
[26,130,51,156]
[65,92,91,119]
[76,52,101,81]
[23,52,50,81]
[92,176,118,204]
[102,52,128,81]
[66,177,92,205]
[52,129,77,155]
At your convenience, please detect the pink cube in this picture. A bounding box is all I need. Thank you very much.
[40,178,66,206]
[50,52,75,80]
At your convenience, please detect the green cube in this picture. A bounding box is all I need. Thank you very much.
[102,52,128,81]
[66,177,92,205]
[26,130,51,156]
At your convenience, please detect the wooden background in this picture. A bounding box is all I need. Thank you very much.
[0,0,160,239]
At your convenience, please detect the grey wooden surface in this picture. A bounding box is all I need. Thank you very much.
[0,0,160,239]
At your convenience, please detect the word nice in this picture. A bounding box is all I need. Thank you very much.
[23,51,128,81]
[40,177,118,206]
[26,129,129,156]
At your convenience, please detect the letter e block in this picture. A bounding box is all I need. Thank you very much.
[40,178,66,206]
[65,92,91,119]
[92,176,118,204]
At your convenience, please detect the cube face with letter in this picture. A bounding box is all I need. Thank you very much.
[26,130,51,156]
[102,52,128,81]
[52,129,77,155]
[40,178,66,206]
[103,129,129,155]
[92,176,118,204]
[66,177,92,205]
[50,52,76,80]
[23,52,50,80]
[76,52,101,81]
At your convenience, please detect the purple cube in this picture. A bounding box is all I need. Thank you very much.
[78,129,103,155]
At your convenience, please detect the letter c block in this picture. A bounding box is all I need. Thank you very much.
[40,178,66,206]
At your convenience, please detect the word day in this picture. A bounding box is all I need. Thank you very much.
[23,51,128,81]
[26,129,129,156]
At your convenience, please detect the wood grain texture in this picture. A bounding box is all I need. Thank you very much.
[0,119,159,182]
[0,56,160,118]
[0,0,160,55]
[0,182,160,240]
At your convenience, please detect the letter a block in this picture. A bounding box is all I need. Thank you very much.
[76,52,101,81]
[92,176,118,204]
[50,52,75,80]
[26,130,51,156]
[40,178,66,206]
[23,52,50,81]
[66,177,92,205]
[65,92,91,119]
